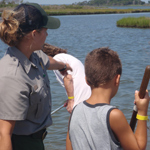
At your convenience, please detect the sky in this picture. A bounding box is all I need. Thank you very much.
[25,0,82,5]
[25,0,149,5]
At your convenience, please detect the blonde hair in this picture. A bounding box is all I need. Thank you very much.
[0,4,44,47]
[0,10,24,46]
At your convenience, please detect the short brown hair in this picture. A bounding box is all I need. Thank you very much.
[42,43,67,57]
[85,47,122,88]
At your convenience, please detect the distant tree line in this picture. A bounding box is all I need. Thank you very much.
[0,0,23,7]
[75,0,145,6]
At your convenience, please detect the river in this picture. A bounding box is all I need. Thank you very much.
[0,12,150,149]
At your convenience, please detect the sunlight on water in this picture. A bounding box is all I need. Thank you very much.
[45,12,150,150]
[0,11,150,149]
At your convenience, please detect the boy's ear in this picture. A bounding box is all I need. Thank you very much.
[115,74,120,86]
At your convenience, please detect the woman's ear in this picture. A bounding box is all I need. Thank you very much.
[31,30,37,38]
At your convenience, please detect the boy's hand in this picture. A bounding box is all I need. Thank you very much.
[134,90,149,115]
[66,99,74,114]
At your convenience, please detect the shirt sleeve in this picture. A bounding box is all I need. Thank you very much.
[53,70,65,87]
[0,76,29,120]
[53,54,72,87]
[36,50,50,70]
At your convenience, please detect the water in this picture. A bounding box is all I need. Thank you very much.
[1,12,150,149]
[109,5,150,9]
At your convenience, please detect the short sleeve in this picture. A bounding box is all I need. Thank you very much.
[53,70,65,87]
[35,50,50,69]
[0,76,29,120]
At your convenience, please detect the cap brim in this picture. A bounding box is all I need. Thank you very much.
[44,16,60,29]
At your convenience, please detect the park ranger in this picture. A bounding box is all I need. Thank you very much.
[0,2,72,150]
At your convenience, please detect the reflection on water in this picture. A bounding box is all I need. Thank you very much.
[0,12,150,150]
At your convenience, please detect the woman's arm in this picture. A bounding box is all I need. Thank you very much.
[0,120,16,150]
[48,56,72,72]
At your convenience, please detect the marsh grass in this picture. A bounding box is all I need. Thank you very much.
[41,5,150,15]
[0,5,150,16]
[117,16,150,28]
[44,8,150,15]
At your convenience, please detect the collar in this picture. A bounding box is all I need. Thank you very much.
[7,46,38,74]
[83,101,110,108]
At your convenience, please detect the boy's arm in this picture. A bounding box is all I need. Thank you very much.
[110,90,149,150]
[66,130,73,150]
[66,116,73,150]
[110,109,140,150]
[63,74,74,114]
[134,90,149,149]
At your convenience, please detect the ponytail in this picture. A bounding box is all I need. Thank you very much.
[0,10,24,46]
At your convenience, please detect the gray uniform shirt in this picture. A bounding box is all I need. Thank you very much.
[69,101,122,150]
[0,47,52,135]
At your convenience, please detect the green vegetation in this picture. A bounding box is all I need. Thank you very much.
[0,0,23,8]
[76,0,145,6]
[117,16,150,28]
[0,3,150,16]
[41,5,150,16]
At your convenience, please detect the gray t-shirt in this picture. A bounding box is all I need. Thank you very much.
[69,101,123,150]
[0,46,52,135]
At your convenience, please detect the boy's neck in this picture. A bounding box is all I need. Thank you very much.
[86,75,119,105]
[86,87,112,105]
[86,77,118,105]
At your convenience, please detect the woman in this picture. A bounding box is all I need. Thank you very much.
[0,3,71,150]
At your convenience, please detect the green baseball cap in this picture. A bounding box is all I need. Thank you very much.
[14,2,60,32]
[27,3,60,29]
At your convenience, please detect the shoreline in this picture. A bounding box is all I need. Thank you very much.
[42,4,150,16]
[1,6,150,16]
[45,9,150,16]
[44,8,150,16]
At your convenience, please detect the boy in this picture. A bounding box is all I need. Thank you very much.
[42,43,91,113]
[66,47,149,150]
